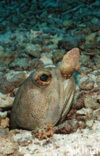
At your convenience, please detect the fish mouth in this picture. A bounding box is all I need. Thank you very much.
[58,77,76,124]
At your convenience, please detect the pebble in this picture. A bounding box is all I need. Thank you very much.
[52,51,64,63]
[0,71,27,93]
[40,57,53,65]
[0,118,9,129]
[25,43,41,58]
[0,93,14,108]
[86,120,94,128]
[84,94,100,110]
[0,135,19,155]
[9,58,31,70]
[63,20,73,29]
[80,54,90,66]
[93,108,100,121]
[0,112,7,119]
[77,108,93,116]
[79,79,94,90]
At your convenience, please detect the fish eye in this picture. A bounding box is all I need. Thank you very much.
[40,74,49,82]
[32,70,52,86]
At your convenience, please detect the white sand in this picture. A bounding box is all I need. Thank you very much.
[13,120,100,156]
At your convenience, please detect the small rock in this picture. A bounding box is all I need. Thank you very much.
[0,71,27,93]
[6,71,27,81]
[0,135,19,155]
[77,108,93,116]
[25,43,41,58]
[0,118,9,129]
[86,120,94,128]
[63,20,73,29]
[52,51,64,64]
[79,80,94,90]
[0,93,14,108]
[9,58,31,70]
[42,44,57,53]
[58,35,84,50]
[40,57,53,65]
[93,108,100,121]
[0,112,7,119]
[40,53,53,65]
[80,54,90,66]
[0,128,9,136]
[85,32,97,44]
[32,124,54,140]
[84,94,100,110]
[13,130,33,146]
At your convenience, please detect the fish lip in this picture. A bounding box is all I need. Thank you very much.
[58,77,75,124]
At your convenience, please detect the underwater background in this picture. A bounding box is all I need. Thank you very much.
[0,0,100,155]
[0,0,100,72]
